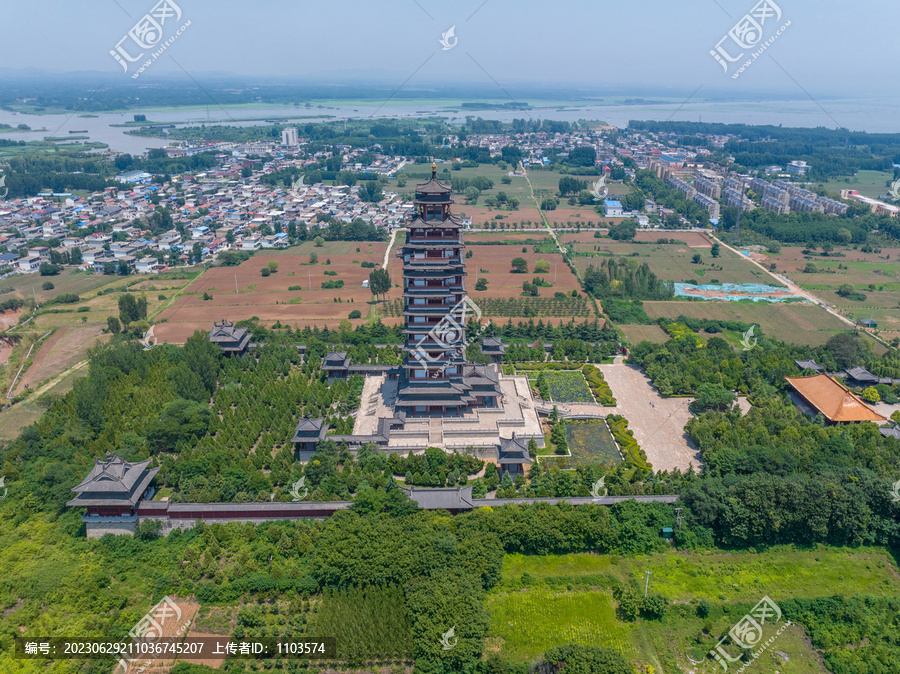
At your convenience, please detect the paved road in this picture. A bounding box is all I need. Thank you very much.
[598,363,702,473]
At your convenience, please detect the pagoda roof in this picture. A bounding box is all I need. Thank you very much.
[499,436,531,464]
[209,319,249,344]
[794,359,824,372]
[292,417,328,442]
[67,452,159,508]
[415,167,452,194]
[785,374,887,423]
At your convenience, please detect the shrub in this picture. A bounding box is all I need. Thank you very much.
[321,280,345,289]
[348,310,362,319]
[41,281,55,291]
[261,268,271,277]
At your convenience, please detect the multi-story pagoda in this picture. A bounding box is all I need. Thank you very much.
[395,164,502,416]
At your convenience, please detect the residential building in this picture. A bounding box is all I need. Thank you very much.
[787,160,810,175]
[604,200,624,217]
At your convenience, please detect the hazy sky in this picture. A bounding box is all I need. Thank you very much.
[1,0,897,97]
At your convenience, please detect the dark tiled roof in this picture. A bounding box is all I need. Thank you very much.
[499,436,531,464]
[292,418,328,442]
[401,486,474,510]
[879,425,900,439]
[67,452,159,508]
[794,359,824,372]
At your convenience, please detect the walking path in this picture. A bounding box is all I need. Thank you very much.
[383,228,405,270]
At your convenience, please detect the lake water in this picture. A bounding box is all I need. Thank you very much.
[1,97,896,154]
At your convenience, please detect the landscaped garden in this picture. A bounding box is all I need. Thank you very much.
[562,420,622,467]
[535,370,595,403]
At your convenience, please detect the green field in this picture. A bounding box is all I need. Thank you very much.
[501,547,900,601]
[563,421,622,467]
[618,324,670,345]
[575,241,778,286]
[487,589,637,662]
[642,300,852,347]
[821,169,896,199]
[492,547,899,671]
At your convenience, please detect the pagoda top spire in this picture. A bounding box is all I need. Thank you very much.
[431,161,437,177]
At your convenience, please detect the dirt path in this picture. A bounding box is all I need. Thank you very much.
[713,236,857,328]
[383,227,404,270]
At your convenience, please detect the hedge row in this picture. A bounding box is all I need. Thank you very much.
[582,364,616,406]
[606,414,651,471]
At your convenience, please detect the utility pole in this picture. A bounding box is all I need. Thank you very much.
[235,273,239,295]
[643,570,652,598]
[554,263,557,284]
[308,268,311,291]
[32,286,37,307]
[675,507,683,529]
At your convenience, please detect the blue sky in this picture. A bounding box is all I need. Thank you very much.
[1,0,896,97]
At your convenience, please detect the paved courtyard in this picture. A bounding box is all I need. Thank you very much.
[598,364,702,473]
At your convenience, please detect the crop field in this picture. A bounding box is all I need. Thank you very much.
[642,300,851,346]
[563,421,622,466]
[156,245,389,342]
[487,589,637,662]
[0,267,119,305]
[618,324,669,344]
[761,245,900,290]
[574,241,777,286]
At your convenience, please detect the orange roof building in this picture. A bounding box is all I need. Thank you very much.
[785,374,887,424]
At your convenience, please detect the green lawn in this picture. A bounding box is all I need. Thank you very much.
[821,169,895,200]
